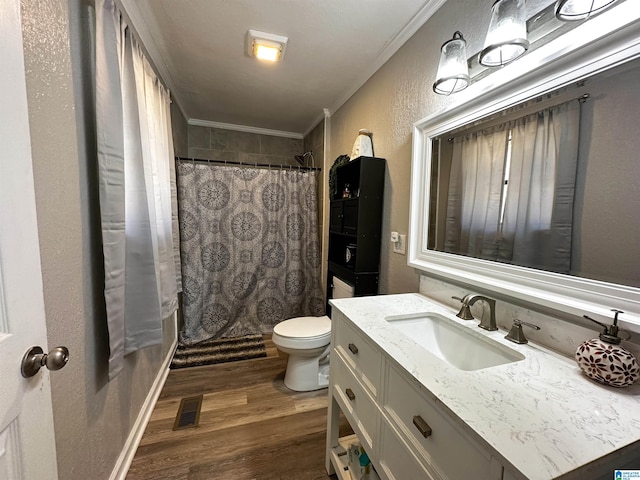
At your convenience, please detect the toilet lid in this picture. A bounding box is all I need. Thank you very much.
[273,316,331,339]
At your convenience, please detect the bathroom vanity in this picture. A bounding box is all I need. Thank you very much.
[325,294,640,480]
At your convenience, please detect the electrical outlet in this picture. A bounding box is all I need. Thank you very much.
[393,234,406,255]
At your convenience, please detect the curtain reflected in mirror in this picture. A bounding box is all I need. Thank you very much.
[427,57,640,288]
[439,100,580,274]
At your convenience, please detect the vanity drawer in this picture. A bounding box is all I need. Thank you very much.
[334,316,381,396]
[383,361,500,480]
[378,422,435,480]
[331,351,378,452]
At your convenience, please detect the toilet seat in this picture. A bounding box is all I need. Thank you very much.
[272,316,331,349]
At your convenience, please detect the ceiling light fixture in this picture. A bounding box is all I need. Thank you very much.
[247,29,288,62]
[554,0,620,21]
[433,32,470,95]
[479,0,529,67]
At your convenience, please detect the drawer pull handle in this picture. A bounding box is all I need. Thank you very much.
[413,415,432,438]
[348,343,359,355]
[345,388,356,401]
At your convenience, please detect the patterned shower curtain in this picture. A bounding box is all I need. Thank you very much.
[177,160,325,345]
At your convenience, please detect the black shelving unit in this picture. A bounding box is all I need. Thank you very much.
[327,156,385,314]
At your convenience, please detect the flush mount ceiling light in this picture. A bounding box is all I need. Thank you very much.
[555,0,621,21]
[479,0,529,67]
[433,31,470,95]
[247,29,288,62]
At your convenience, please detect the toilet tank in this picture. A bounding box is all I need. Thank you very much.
[332,276,354,299]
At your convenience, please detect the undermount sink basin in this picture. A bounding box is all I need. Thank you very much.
[386,313,525,371]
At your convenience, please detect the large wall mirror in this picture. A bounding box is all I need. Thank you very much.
[409,3,640,331]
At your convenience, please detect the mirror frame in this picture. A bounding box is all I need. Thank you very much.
[409,3,640,332]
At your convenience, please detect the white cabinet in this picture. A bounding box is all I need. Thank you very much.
[326,309,381,479]
[326,310,502,480]
[326,294,640,480]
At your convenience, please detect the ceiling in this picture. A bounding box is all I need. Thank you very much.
[120,0,446,136]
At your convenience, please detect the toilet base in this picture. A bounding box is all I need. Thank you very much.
[283,351,330,392]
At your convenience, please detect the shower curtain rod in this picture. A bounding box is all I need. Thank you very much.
[176,156,321,171]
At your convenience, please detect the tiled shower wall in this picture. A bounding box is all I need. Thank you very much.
[303,120,324,170]
[304,120,325,230]
[171,103,188,157]
[187,124,304,167]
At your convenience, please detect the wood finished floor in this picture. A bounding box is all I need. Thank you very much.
[127,335,344,480]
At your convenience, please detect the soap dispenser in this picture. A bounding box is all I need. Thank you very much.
[575,309,639,387]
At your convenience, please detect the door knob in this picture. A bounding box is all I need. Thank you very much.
[21,346,69,378]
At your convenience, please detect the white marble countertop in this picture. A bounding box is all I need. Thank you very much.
[329,293,640,480]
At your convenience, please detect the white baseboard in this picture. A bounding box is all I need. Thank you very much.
[108,321,178,480]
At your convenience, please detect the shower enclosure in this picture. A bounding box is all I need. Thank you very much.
[176,159,325,345]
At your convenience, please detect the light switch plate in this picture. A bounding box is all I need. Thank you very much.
[393,234,406,255]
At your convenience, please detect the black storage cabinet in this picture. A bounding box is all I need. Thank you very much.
[327,156,385,314]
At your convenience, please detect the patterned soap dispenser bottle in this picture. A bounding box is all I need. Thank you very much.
[575,309,639,387]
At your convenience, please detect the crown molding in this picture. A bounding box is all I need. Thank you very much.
[188,118,304,139]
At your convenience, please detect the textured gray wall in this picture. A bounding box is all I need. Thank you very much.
[21,1,176,478]
[328,0,495,294]
[304,120,326,273]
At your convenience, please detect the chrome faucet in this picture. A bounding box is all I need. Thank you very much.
[455,294,497,331]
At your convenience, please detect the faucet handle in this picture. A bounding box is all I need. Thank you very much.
[452,296,474,320]
[505,319,540,344]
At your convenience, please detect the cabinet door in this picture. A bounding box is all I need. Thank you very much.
[334,314,381,396]
[330,202,343,233]
[383,361,500,480]
[378,423,435,480]
[342,199,359,235]
[332,351,378,452]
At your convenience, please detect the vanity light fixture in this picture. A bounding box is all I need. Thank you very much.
[479,0,529,67]
[433,31,470,95]
[555,0,621,21]
[247,29,288,62]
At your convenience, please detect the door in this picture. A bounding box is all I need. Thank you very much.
[0,0,59,478]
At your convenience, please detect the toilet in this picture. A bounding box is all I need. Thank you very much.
[272,315,332,392]
[272,276,354,392]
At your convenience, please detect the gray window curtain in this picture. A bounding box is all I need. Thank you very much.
[501,100,581,272]
[177,162,325,345]
[96,0,179,379]
[444,125,509,259]
[444,100,581,272]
